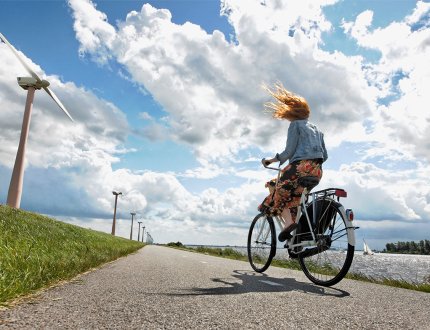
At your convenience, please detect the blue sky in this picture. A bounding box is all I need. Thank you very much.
[0,0,429,250]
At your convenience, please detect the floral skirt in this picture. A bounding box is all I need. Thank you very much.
[258,159,323,216]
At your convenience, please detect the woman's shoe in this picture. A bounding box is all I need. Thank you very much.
[278,223,298,242]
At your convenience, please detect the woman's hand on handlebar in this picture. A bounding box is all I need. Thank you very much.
[262,157,277,167]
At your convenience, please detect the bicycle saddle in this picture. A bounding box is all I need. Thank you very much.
[298,176,320,189]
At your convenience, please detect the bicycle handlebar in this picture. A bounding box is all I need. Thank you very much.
[262,158,282,171]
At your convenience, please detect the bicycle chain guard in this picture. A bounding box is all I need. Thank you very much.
[287,235,332,259]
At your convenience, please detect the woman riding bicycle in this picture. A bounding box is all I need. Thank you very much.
[259,83,328,242]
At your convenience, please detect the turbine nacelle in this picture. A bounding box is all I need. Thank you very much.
[17,77,50,90]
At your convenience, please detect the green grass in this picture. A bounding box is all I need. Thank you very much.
[168,245,430,293]
[0,205,144,305]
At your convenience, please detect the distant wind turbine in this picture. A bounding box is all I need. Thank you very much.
[0,32,74,209]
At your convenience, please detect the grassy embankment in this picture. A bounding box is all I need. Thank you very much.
[0,205,144,305]
[166,243,430,293]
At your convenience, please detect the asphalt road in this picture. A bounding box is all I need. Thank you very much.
[1,245,429,329]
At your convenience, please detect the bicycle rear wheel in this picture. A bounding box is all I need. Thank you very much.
[298,200,354,286]
[247,213,276,272]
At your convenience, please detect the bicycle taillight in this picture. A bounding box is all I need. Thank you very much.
[335,189,347,198]
[346,209,354,221]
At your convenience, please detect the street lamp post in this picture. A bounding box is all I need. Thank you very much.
[137,221,142,242]
[141,226,145,243]
[111,191,122,235]
[130,212,136,240]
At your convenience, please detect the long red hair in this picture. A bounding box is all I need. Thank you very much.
[264,83,310,121]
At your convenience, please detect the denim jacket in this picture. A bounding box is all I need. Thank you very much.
[276,119,328,165]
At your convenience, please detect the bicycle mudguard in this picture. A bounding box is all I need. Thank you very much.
[337,204,356,247]
[323,200,356,247]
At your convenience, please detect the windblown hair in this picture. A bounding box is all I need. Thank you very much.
[264,83,310,121]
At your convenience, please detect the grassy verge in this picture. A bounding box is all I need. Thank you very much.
[0,205,144,305]
[167,244,430,293]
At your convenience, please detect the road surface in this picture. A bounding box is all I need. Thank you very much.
[0,245,429,329]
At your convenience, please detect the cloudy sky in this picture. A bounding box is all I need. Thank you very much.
[0,0,429,249]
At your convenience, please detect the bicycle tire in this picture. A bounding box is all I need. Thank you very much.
[247,213,276,273]
[298,200,355,286]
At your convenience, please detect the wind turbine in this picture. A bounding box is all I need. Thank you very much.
[0,32,74,209]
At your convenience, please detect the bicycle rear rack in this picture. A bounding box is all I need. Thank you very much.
[307,187,347,202]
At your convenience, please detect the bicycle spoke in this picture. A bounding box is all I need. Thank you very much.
[247,214,276,273]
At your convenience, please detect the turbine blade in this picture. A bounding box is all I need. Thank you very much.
[1,32,74,122]
[0,32,42,82]
[43,86,74,122]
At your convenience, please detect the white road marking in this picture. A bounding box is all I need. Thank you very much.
[200,261,208,264]
[259,280,283,286]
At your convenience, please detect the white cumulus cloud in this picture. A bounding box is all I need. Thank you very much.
[68,0,374,163]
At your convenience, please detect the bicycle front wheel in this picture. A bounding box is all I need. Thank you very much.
[298,200,354,286]
[247,213,276,273]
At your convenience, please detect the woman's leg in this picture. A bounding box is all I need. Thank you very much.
[277,160,323,242]
[281,208,293,227]
[289,207,298,223]
[278,207,299,241]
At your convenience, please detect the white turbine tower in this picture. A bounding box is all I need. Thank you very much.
[0,32,74,209]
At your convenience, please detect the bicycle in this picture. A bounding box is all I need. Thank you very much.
[247,159,358,287]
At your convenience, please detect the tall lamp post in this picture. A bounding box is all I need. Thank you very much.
[141,226,146,243]
[137,221,142,242]
[111,191,122,235]
[129,212,136,240]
